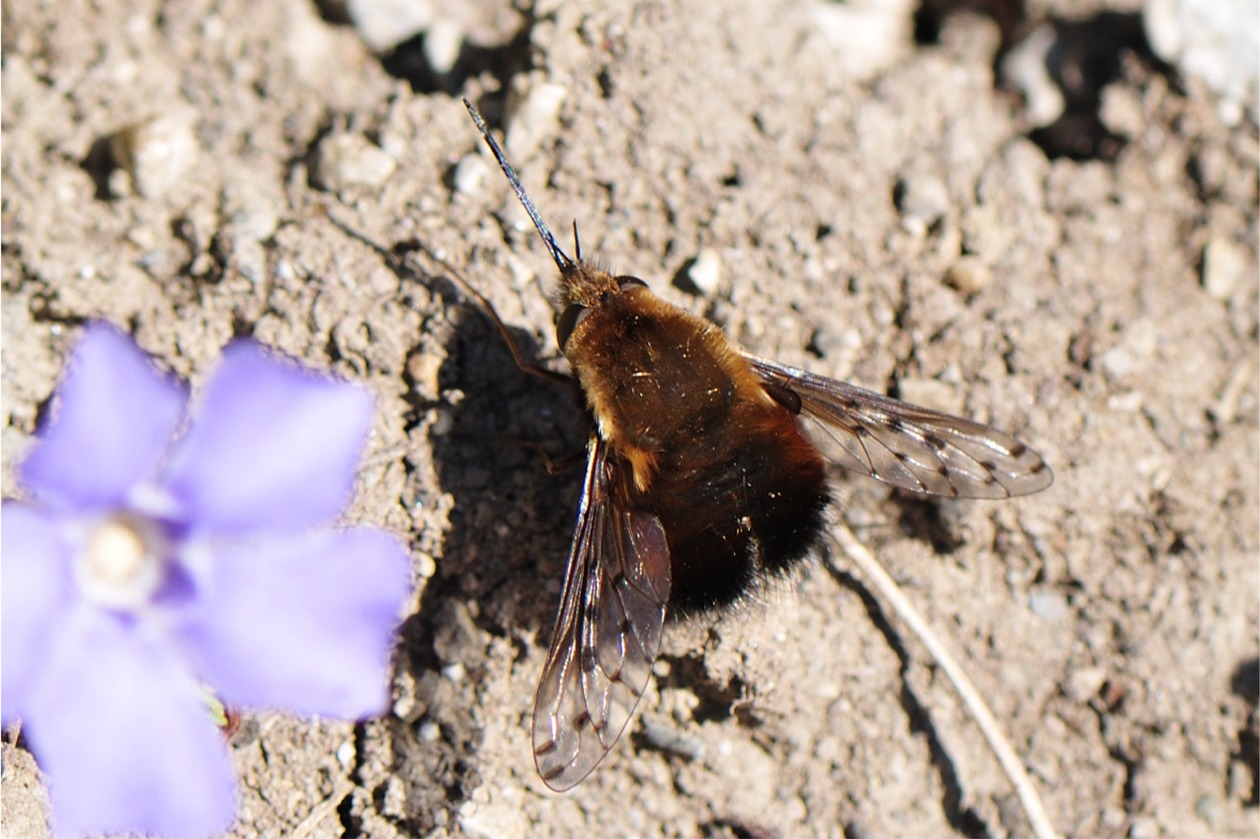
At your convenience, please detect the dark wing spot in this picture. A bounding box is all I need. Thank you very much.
[924,433,947,451]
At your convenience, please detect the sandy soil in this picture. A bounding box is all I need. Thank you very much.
[3,0,1257,837]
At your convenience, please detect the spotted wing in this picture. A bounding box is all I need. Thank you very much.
[745,354,1053,499]
[532,434,672,791]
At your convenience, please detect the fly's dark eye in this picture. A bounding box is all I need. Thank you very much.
[616,276,648,291]
[557,303,588,349]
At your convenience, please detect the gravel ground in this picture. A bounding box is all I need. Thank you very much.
[2,0,1257,836]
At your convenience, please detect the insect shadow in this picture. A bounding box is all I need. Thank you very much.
[372,240,595,831]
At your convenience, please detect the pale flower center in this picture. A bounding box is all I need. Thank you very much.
[76,514,167,610]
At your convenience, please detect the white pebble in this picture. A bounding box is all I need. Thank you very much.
[452,152,490,196]
[896,174,950,236]
[944,255,993,294]
[109,113,198,199]
[1202,234,1248,301]
[424,18,464,75]
[346,0,433,53]
[684,248,723,297]
[1145,0,1259,118]
[505,81,568,162]
[313,133,397,193]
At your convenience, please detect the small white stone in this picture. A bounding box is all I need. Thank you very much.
[684,248,723,297]
[999,24,1065,126]
[896,174,950,236]
[414,552,437,579]
[424,18,464,75]
[811,0,913,82]
[1145,0,1259,114]
[505,81,568,162]
[313,133,397,193]
[1027,588,1070,622]
[110,113,199,199]
[452,152,490,196]
[346,0,434,53]
[944,255,993,294]
[1202,234,1249,301]
[1064,666,1108,702]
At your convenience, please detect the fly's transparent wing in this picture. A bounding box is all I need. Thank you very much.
[532,435,672,791]
[746,354,1053,499]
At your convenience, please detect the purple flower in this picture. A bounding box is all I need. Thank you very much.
[3,324,412,837]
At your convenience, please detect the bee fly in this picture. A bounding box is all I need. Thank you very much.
[462,98,1053,791]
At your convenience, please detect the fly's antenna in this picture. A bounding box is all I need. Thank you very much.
[464,98,575,273]
[572,220,582,262]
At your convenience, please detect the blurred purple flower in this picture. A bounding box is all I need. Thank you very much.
[2,324,412,837]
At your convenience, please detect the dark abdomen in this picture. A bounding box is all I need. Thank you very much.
[633,401,831,616]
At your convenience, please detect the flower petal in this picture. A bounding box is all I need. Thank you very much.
[1,502,76,725]
[20,324,187,513]
[178,528,410,718]
[163,341,373,535]
[22,605,236,838]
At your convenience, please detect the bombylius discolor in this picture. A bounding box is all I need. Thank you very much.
[461,98,1053,792]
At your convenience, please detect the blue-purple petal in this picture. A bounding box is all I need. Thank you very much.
[162,341,373,536]
[22,606,236,838]
[19,324,187,513]
[1,502,76,725]
[177,528,410,718]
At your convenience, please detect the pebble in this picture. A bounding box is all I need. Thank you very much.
[452,152,491,196]
[1100,345,1138,380]
[1145,0,1259,122]
[896,173,950,237]
[1202,234,1248,301]
[681,248,723,297]
[413,551,437,579]
[1027,588,1070,622]
[424,18,464,75]
[219,172,281,282]
[109,113,198,199]
[811,0,913,82]
[999,24,1064,127]
[505,81,568,162]
[346,0,434,53]
[313,133,397,193]
[944,255,993,295]
[1195,795,1222,827]
[1065,666,1108,702]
